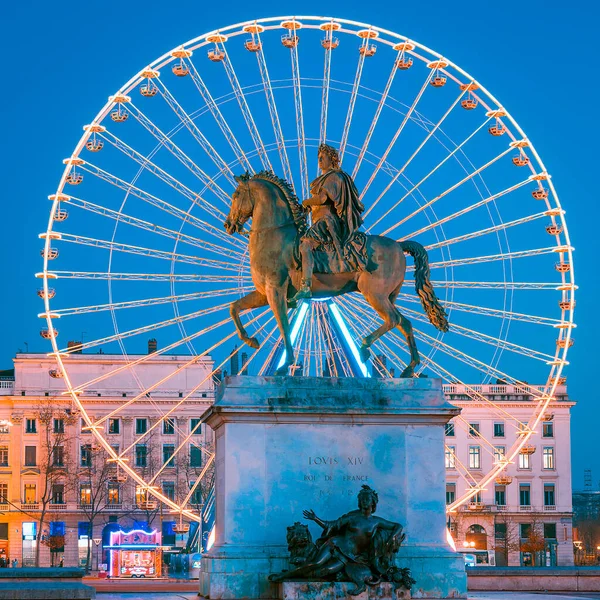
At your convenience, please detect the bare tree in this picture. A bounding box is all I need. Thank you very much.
[493,512,522,566]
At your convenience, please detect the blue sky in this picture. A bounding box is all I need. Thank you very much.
[1,0,597,488]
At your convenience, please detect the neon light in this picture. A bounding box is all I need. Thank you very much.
[329,303,369,377]
[206,525,216,551]
[109,549,114,577]
[276,302,309,369]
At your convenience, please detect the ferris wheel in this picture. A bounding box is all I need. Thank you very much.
[38,16,575,519]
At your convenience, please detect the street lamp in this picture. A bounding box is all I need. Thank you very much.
[93,538,101,572]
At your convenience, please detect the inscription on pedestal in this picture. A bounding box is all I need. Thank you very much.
[302,455,370,497]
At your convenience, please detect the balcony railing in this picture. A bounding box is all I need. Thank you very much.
[0,504,9,512]
[105,504,122,511]
[49,503,67,511]
[519,505,532,511]
[543,504,557,511]
[496,505,508,511]
[21,503,40,511]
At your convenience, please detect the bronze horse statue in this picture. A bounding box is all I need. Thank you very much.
[224,171,448,377]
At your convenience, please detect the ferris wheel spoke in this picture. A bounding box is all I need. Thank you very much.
[339,44,367,162]
[288,23,309,199]
[383,147,516,237]
[396,292,561,327]
[120,310,277,454]
[79,161,244,251]
[398,303,556,362]
[351,53,400,179]
[46,270,250,284]
[363,116,490,232]
[318,27,335,150]
[52,287,252,317]
[98,129,231,218]
[425,211,549,251]
[218,42,273,172]
[253,29,294,184]
[364,88,465,224]
[180,455,216,507]
[359,67,435,200]
[454,416,503,457]
[58,300,231,355]
[423,246,561,271]
[183,56,253,173]
[63,310,243,392]
[152,84,237,183]
[57,233,244,272]
[61,194,246,260]
[126,102,237,192]
[404,279,572,291]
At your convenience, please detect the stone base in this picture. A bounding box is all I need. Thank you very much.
[199,545,288,599]
[398,546,466,599]
[282,581,411,600]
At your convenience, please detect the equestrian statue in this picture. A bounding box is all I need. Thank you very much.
[224,143,449,376]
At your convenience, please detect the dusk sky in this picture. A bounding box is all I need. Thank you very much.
[1,0,597,489]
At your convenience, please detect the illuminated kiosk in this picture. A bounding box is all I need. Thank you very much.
[106,528,162,579]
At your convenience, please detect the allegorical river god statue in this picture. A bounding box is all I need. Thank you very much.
[224,144,449,376]
[268,485,416,595]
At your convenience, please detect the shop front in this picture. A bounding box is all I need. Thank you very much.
[106,528,162,578]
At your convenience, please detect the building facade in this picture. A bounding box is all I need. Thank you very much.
[444,383,575,567]
[0,352,214,568]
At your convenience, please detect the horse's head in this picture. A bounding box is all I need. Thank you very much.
[225,174,254,235]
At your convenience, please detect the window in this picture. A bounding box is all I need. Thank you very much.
[542,421,554,438]
[0,481,8,502]
[495,485,506,506]
[543,447,555,470]
[495,523,506,539]
[494,446,506,464]
[190,418,202,435]
[135,419,147,435]
[108,419,120,435]
[544,523,557,539]
[51,484,65,505]
[520,523,531,539]
[190,445,202,467]
[53,445,64,467]
[493,422,505,438]
[544,483,556,507]
[80,445,92,468]
[107,483,120,505]
[189,482,202,505]
[519,484,531,506]
[0,446,8,467]
[468,446,481,469]
[163,419,175,435]
[135,445,147,468]
[468,423,480,438]
[162,481,175,501]
[53,419,64,434]
[0,423,9,434]
[469,489,482,504]
[24,484,36,504]
[445,446,456,469]
[446,483,456,505]
[79,483,91,506]
[25,419,37,434]
[445,422,455,437]
[519,453,531,469]
[163,444,175,467]
[25,446,37,467]
[80,419,90,434]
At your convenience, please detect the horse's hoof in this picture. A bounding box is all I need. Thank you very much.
[399,366,415,378]
[359,346,371,363]
[245,337,260,349]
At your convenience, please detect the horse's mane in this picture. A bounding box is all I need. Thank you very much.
[241,170,307,234]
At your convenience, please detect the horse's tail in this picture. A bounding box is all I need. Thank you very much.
[399,240,449,333]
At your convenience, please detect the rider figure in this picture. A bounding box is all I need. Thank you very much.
[293,144,365,301]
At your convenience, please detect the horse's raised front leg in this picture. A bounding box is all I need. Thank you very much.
[265,284,294,376]
[230,290,268,349]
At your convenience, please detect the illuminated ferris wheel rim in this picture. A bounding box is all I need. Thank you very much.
[38,15,576,515]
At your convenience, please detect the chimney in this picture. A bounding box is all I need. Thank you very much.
[148,338,158,354]
[230,346,239,376]
[67,341,83,354]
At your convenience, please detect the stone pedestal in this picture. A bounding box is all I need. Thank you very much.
[200,376,467,600]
